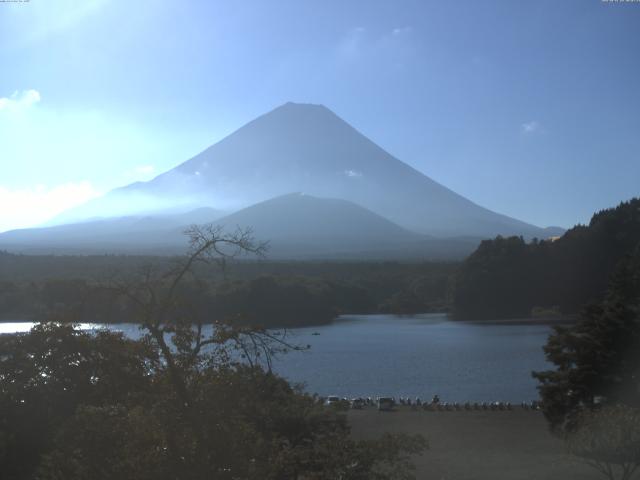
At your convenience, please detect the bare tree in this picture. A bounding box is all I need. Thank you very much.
[108,224,305,472]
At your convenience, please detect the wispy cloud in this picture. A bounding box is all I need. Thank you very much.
[337,26,415,69]
[338,27,367,58]
[3,0,108,49]
[135,165,155,175]
[0,182,102,232]
[344,169,363,178]
[121,164,158,183]
[0,90,41,111]
[392,26,413,36]
[521,121,540,134]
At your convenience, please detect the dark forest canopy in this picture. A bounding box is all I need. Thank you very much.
[452,198,640,320]
[0,255,456,326]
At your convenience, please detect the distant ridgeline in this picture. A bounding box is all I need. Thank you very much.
[452,198,640,320]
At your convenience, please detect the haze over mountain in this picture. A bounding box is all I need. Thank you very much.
[0,208,222,255]
[55,102,562,239]
[212,193,481,259]
[0,194,481,259]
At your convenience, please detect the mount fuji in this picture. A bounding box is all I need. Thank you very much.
[0,102,563,257]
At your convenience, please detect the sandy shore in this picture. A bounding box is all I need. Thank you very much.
[348,407,601,480]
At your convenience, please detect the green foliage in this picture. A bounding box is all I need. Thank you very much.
[532,247,640,432]
[0,323,425,480]
[379,274,450,314]
[453,198,640,320]
[452,236,535,319]
[0,323,156,480]
[37,404,168,480]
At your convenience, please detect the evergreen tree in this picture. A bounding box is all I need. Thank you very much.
[532,247,640,432]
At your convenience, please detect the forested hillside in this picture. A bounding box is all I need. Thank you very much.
[0,254,456,326]
[453,198,640,320]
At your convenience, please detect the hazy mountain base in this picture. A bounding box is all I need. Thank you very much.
[0,194,482,260]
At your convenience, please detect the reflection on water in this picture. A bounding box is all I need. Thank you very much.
[0,322,101,335]
[1,314,553,402]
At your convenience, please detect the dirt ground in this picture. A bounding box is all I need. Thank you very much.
[348,407,604,480]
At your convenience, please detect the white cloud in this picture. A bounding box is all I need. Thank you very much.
[0,89,41,111]
[120,164,158,183]
[338,27,366,58]
[0,182,102,232]
[135,165,155,175]
[521,121,540,134]
[344,169,363,178]
[0,92,204,204]
[392,26,413,36]
[337,26,415,68]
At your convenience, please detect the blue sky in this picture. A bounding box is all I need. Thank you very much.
[1,0,639,232]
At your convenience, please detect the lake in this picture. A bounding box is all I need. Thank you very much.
[0,314,555,402]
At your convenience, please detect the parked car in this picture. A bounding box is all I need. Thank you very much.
[350,397,365,409]
[377,396,395,411]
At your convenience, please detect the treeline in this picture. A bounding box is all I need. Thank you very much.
[0,262,457,327]
[452,198,640,320]
[210,276,362,327]
[0,276,342,327]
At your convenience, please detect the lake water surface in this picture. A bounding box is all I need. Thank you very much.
[1,314,555,402]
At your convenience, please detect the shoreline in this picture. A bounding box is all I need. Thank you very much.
[456,315,577,326]
[0,311,577,327]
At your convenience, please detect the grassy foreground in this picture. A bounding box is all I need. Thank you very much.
[348,407,601,480]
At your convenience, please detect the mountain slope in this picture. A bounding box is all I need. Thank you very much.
[58,102,557,238]
[214,193,416,256]
[217,192,415,242]
[0,208,222,254]
[212,193,479,259]
[0,194,480,259]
